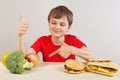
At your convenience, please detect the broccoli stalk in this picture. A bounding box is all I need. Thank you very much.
[6,50,34,74]
[23,59,33,70]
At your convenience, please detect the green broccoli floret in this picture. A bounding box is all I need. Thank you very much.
[6,50,33,74]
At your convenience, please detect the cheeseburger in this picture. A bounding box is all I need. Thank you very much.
[64,59,85,74]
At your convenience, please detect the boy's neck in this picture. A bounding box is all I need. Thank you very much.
[52,36,64,45]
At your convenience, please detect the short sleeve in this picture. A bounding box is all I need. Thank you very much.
[73,36,87,48]
[30,37,42,54]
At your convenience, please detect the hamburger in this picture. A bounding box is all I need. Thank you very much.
[86,59,119,76]
[64,59,85,74]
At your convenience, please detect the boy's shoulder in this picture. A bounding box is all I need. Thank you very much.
[65,34,77,38]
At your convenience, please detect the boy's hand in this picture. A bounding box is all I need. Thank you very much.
[18,15,29,36]
[49,41,72,58]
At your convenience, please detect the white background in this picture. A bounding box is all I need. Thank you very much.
[0,0,120,65]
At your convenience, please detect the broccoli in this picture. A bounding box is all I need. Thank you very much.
[6,50,34,74]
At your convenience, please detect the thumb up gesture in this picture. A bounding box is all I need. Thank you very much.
[18,15,29,36]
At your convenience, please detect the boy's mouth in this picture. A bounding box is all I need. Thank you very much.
[53,30,61,33]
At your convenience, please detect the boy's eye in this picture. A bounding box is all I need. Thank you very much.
[51,22,56,25]
[60,23,66,26]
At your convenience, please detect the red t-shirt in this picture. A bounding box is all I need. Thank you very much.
[31,34,86,62]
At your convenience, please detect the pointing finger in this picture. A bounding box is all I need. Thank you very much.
[49,50,59,57]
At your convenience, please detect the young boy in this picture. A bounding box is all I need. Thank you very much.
[17,5,96,62]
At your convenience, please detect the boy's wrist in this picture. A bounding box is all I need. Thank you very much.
[18,34,23,38]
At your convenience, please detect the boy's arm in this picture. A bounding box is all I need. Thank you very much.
[49,41,96,61]
[16,15,39,67]
[16,15,29,51]
[70,46,96,61]
[16,35,24,51]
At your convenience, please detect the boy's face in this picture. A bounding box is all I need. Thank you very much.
[49,16,71,38]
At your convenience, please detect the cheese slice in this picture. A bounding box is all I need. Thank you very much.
[86,60,119,76]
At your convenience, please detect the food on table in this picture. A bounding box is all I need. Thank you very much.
[64,59,85,74]
[6,50,34,74]
[86,59,119,76]
[1,52,10,67]
[25,53,40,67]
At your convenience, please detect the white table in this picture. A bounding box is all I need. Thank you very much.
[0,62,120,80]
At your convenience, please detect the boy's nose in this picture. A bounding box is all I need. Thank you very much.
[56,24,61,29]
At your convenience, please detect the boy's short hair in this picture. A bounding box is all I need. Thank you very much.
[48,5,73,26]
